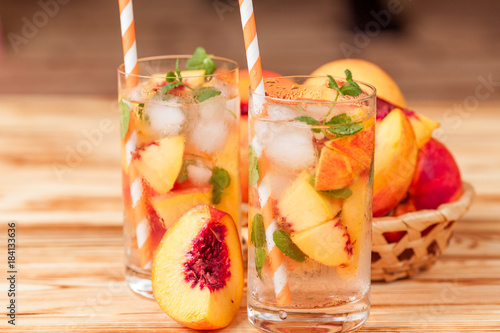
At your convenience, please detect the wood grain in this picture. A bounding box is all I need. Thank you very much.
[0,96,499,332]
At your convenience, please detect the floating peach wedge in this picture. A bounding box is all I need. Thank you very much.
[409,138,463,210]
[152,185,212,230]
[278,172,342,232]
[327,123,374,170]
[291,217,353,267]
[133,136,185,194]
[152,205,243,330]
[315,146,357,191]
[373,108,418,217]
[180,69,206,88]
[338,173,370,278]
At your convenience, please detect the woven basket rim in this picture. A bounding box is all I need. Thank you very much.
[373,181,475,225]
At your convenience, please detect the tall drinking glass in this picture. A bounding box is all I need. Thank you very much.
[247,76,375,332]
[118,56,240,298]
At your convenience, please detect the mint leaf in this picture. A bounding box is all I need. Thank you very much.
[251,214,266,248]
[210,167,231,204]
[137,103,145,120]
[161,81,182,94]
[329,123,363,136]
[326,113,351,125]
[341,69,362,97]
[255,247,266,279]
[320,187,353,199]
[186,47,217,75]
[295,116,321,133]
[273,230,306,262]
[326,113,363,136]
[119,100,130,139]
[340,82,362,97]
[166,71,176,83]
[176,162,188,184]
[248,146,260,186]
[251,214,267,279]
[327,75,341,94]
[194,87,221,103]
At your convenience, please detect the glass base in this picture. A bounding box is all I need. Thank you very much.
[248,294,369,333]
[125,265,154,299]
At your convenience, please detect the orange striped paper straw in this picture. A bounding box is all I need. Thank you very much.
[239,0,291,307]
[118,0,139,87]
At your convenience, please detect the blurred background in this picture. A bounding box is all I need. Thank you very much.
[0,0,499,102]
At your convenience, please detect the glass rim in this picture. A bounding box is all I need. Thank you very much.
[249,75,376,104]
[117,54,239,79]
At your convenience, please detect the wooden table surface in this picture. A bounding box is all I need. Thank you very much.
[1,95,499,332]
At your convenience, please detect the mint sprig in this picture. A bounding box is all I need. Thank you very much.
[186,47,217,75]
[251,214,267,278]
[273,230,306,262]
[209,167,231,204]
[161,58,191,94]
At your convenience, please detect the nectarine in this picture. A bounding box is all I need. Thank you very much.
[409,138,463,210]
[310,59,407,108]
[152,205,243,330]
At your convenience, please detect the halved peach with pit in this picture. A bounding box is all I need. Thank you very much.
[152,205,243,330]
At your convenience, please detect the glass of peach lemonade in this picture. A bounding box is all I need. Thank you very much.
[118,50,240,298]
[247,74,376,332]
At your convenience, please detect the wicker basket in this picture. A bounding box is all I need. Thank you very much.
[371,182,475,282]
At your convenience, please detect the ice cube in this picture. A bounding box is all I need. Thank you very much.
[266,171,296,200]
[144,99,185,136]
[187,120,228,154]
[305,103,332,119]
[267,104,301,121]
[187,164,212,186]
[197,95,226,120]
[264,126,315,171]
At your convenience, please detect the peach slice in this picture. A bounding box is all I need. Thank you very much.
[337,174,370,278]
[180,69,206,88]
[373,108,418,217]
[152,205,243,330]
[377,97,440,149]
[278,172,342,233]
[133,135,185,194]
[327,123,375,170]
[152,186,212,230]
[291,217,353,267]
[409,138,463,210]
[315,146,362,191]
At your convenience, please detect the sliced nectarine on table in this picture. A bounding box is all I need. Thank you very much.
[133,135,185,194]
[373,108,418,217]
[278,172,342,232]
[152,185,212,230]
[291,217,353,267]
[152,205,243,330]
